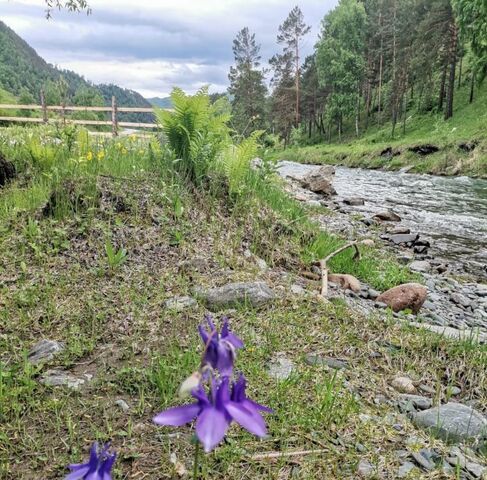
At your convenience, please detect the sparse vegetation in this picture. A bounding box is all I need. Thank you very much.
[0,88,485,479]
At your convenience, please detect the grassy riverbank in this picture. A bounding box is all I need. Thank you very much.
[273,84,487,178]
[1,123,486,479]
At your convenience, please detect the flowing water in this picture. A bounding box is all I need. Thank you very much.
[278,162,487,280]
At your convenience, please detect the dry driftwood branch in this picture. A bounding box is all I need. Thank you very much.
[320,240,373,298]
[250,449,328,461]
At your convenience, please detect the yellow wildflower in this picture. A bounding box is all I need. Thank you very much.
[97,151,105,161]
[86,151,93,161]
[122,148,128,155]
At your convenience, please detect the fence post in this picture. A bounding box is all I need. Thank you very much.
[40,90,48,124]
[111,96,118,137]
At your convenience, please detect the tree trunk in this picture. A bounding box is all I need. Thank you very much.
[402,92,407,135]
[378,12,383,126]
[438,62,448,111]
[470,70,475,103]
[457,55,463,89]
[295,39,300,127]
[445,23,458,120]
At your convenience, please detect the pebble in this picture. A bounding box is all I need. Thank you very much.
[411,451,435,471]
[40,369,92,390]
[397,462,416,478]
[164,296,197,312]
[357,459,375,478]
[115,399,130,412]
[27,339,64,364]
[267,356,295,380]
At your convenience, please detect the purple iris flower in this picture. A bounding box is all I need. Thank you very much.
[153,375,271,452]
[65,442,116,480]
[198,316,243,377]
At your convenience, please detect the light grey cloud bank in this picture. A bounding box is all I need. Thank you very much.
[2,0,338,97]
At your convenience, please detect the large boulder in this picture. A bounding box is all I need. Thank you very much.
[376,283,427,314]
[301,166,337,196]
[195,281,275,310]
[413,403,487,445]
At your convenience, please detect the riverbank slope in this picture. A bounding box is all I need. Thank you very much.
[274,83,487,178]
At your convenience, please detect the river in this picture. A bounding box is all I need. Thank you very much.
[277,162,487,280]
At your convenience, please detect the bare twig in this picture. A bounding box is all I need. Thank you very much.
[250,449,328,461]
[320,240,373,298]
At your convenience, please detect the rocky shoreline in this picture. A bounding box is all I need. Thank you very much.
[276,161,487,336]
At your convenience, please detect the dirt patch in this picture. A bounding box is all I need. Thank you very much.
[0,152,16,187]
[408,144,440,156]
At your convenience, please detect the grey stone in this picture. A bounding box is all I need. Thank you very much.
[115,399,130,412]
[466,462,486,478]
[374,210,401,222]
[368,289,380,300]
[305,354,348,370]
[357,459,375,478]
[268,357,295,380]
[411,451,435,471]
[413,402,487,444]
[389,233,420,245]
[409,323,487,344]
[449,386,462,396]
[343,197,365,206]
[451,293,472,308]
[40,369,92,390]
[27,339,64,364]
[410,261,431,273]
[397,462,416,478]
[165,296,197,312]
[397,394,433,412]
[195,282,275,310]
[290,284,306,295]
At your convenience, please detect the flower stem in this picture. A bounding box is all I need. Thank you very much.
[193,441,201,480]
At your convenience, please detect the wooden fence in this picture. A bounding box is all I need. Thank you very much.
[0,95,160,137]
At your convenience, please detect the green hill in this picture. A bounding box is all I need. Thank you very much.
[146,96,173,109]
[0,20,153,122]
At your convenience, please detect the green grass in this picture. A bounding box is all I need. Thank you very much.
[273,81,487,178]
[0,125,485,479]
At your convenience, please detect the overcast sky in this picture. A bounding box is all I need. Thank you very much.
[2,0,338,98]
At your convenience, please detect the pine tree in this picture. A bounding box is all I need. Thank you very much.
[276,6,311,126]
[228,28,268,136]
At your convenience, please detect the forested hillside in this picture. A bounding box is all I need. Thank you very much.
[227,0,487,150]
[0,20,153,122]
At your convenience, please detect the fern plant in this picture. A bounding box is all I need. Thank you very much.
[154,87,231,185]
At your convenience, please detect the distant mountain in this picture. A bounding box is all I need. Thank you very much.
[147,97,173,109]
[0,20,153,122]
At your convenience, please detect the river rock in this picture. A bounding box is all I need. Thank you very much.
[413,403,487,444]
[328,274,361,293]
[343,197,365,206]
[397,462,416,478]
[376,283,427,313]
[388,227,411,235]
[397,394,432,411]
[195,282,275,310]
[392,376,417,394]
[389,233,419,245]
[305,354,348,370]
[373,210,401,222]
[40,369,93,390]
[357,459,375,478]
[301,166,337,196]
[410,260,431,273]
[450,293,471,308]
[165,296,197,312]
[409,323,487,343]
[27,339,64,364]
[268,356,295,380]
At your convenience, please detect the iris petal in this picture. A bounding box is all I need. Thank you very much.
[196,406,229,452]
[65,466,91,480]
[226,402,267,437]
[153,404,200,426]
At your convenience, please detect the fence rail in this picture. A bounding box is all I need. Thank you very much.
[0,94,161,136]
